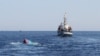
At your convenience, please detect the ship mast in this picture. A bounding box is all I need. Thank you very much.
[64,12,67,26]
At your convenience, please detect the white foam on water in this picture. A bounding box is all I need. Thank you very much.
[9,41,41,46]
[10,42,22,45]
[25,39,41,46]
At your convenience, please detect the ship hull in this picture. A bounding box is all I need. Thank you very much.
[58,31,72,37]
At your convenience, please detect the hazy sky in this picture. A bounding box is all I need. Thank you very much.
[0,0,100,31]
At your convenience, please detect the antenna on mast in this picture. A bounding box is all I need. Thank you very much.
[64,12,67,25]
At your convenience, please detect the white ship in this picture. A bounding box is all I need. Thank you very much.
[57,12,72,36]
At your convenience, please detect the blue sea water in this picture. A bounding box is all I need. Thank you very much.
[0,31,100,56]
